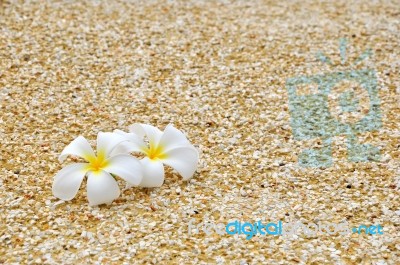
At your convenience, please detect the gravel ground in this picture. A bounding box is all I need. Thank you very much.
[0,0,399,264]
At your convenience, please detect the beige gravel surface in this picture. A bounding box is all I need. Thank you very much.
[0,0,399,264]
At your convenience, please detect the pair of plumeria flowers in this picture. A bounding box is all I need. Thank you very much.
[52,124,199,206]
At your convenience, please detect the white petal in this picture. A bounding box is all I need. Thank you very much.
[129,123,163,146]
[52,163,88,201]
[87,170,120,206]
[96,132,129,158]
[138,157,165,187]
[110,130,147,156]
[161,146,199,180]
[159,124,192,152]
[59,136,95,163]
[109,142,137,156]
[103,155,143,186]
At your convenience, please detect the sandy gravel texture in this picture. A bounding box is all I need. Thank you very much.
[0,0,399,264]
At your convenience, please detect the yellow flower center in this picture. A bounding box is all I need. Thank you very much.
[87,152,108,172]
[145,143,167,160]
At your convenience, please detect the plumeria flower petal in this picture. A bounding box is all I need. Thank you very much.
[110,129,147,156]
[139,157,165,187]
[129,123,163,146]
[52,132,143,206]
[158,124,192,152]
[162,146,199,180]
[96,131,132,157]
[87,170,121,206]
[103,155,143,186]
[113,123,199,187]
[52,163,88,200]
[59,136,96,163]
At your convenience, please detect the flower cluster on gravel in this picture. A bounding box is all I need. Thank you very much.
[52,124,199,206]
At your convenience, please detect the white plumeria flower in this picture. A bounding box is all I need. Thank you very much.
[52,132,143,206]
[112,124,199,187]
